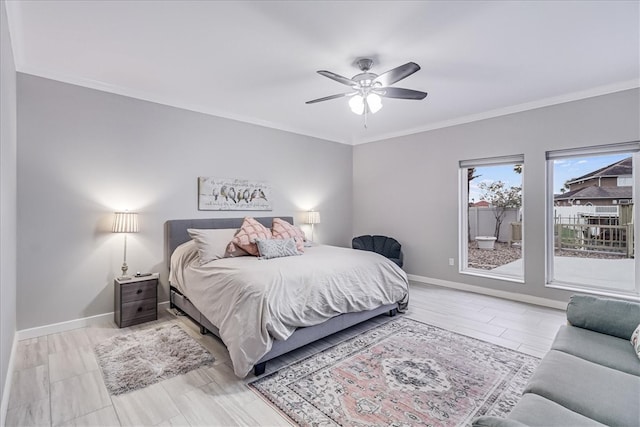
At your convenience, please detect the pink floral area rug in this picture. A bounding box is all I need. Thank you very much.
[249,317,539,426]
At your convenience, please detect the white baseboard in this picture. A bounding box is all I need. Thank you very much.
[407,274,568,311]
[16,301,172,341]
[0,334,18,427]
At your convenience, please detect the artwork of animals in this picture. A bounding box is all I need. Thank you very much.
[198,177,272,211]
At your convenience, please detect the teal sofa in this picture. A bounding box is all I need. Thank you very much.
[474,294,640,427]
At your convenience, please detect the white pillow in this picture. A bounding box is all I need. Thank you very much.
[169,240,198,290]
[631,323,640,360]
[187,228,238,265]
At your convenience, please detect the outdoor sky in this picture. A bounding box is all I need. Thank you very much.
[468,153,631,203]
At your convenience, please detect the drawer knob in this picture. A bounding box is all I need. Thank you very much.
[137,307,142,312]
[136,289,142,294]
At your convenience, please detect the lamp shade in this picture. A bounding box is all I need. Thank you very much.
[349,94,383,115]
[366,93,383,114]
[349,95,365,115]
[112,212,139,233]
[306,211,321,225]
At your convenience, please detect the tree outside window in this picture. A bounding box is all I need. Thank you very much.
[478,181,522,241]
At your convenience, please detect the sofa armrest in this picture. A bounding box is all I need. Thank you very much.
[566,294,640,340]
[472,416,528,427]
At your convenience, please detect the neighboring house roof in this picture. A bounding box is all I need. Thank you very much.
[473,200,490,207]
[566,157,632,185]
[554,185,633,201]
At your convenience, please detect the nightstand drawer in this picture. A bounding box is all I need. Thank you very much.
[121,297,157,323]
[120,280,156,302]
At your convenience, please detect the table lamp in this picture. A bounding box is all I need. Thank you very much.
[112,211,139,278]
[306,210,321,242]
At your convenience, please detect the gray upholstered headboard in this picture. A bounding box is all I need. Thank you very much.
[165,216,294,267]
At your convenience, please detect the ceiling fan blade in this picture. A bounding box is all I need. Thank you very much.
[373,62,421,87]
[317,70,357,87]
[305,92,354,104]
[378,87,428,100]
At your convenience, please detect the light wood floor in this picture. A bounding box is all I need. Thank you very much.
[5,283,567,426]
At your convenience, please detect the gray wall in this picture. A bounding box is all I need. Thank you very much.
[12,71,640,333]
[353,89,640,301]
[0,0,17,414]
[17,74,353,330]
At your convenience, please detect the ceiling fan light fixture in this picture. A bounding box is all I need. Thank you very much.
[349,94,365,115]
[308,59,425,125]
[349,93,383,115]
[367,93,383,114]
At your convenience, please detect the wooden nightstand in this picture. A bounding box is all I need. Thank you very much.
[114,273,159,327]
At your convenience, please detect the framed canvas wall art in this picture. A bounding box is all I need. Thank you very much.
[198,177,272,211]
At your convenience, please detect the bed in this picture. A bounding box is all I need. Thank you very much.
[166,217,409,377]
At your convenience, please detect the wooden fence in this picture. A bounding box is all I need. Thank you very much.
[554,213,634,258]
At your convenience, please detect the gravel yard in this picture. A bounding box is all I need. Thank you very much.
[468,242,521,270]
[468,241,627,270]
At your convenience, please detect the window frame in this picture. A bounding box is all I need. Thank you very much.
[545,141,640,299]
[459,154,525,283]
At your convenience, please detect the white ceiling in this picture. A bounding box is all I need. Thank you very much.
[5,1,639,145]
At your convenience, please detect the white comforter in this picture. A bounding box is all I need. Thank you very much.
[170,242,409,377]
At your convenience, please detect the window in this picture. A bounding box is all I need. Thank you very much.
[546,142,639,298]
[618,176,633,186]
[460,155,524,282]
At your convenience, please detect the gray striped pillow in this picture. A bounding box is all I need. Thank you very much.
[255,238,301,260]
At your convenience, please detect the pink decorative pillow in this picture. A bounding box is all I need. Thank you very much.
[224,240,250,258]
[272,218,305,253]
[228,217,272,256]
[631,324,640,360]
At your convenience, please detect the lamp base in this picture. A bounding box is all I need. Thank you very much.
[121,262,129,278]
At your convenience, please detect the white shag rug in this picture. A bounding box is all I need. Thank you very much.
[94,324,214,395]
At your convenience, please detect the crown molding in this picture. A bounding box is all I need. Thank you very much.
[15,64,639,148]
[16,66,349,145]
[352,80,640,145]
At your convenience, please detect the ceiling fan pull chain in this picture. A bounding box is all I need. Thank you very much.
[364,106,368,129]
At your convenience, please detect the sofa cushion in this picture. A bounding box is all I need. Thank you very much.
[506,393,606,426]
[566,295,640,340]
[551,325,640,377]
[524,350,640,426]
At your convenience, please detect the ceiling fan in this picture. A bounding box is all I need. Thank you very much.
[306,58,428,127]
